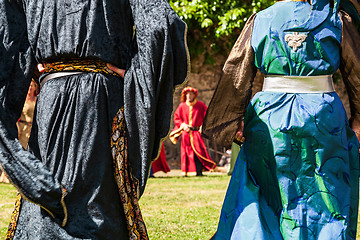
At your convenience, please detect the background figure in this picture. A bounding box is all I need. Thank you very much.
[0,1,188,239]
[0,168,9,183]
[150,143,171,177]
[218,149,231,168]
[170,87,216,176]
[203,0,360,239]
[17,80,39,150]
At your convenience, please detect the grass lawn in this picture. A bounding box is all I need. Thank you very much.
[0,172,230,239]
[0,183,18,238]
[142,174,229,240]
[1,173,360,239]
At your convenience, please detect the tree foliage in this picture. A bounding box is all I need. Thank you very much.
[169,0,276,60]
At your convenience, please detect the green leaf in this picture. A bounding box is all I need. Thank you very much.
[201,18,213,28]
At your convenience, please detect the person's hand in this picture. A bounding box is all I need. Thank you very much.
[351,118,360,144]
[37,63,45,73]
[181,123,190,133]
[107,63,125,78]
[184,125,191,133]
[234,119,245,143]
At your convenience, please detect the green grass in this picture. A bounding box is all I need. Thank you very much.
[141,175,229,240]
[0,183,17,237]
[2,175,360,239]
[0,174,230,239]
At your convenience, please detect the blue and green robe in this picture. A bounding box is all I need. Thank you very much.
[203,1,360,239]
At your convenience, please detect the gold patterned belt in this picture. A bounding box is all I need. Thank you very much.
[40,58,121,88]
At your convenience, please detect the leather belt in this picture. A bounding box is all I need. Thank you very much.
[189,126,200,131]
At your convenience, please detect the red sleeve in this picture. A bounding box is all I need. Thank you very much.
[173,104,184,128]
[201,101,208,119]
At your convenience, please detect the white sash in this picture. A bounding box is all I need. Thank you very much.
[262,75,334,93]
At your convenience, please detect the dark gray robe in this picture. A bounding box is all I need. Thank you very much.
[0,0,188,239]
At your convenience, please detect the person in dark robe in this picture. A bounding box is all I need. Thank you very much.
[0,1,189,239]
[203,0,360,239]
[170,87,216,176]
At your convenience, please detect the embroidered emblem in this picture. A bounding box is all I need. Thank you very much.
[285,32,307,51]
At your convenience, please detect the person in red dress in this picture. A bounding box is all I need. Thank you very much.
[150,143,171,177]
[170,87,216,176]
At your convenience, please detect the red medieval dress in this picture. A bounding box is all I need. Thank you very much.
[152,143,171,174]
[170,100,216,174]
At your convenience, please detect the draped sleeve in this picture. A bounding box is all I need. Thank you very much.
[201,101,207,120]
[174,103,185,128]
[125,0,189,196]
[0,0,67,226]
[339,11,360,123]
[202,14,257,147]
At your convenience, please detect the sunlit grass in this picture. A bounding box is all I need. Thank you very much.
[2,174,360,239]
[141,174,229,240]
[0,173,230,239]
[0,183,17,237]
